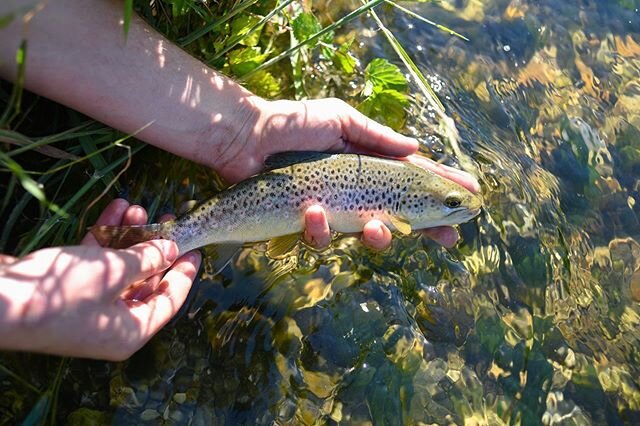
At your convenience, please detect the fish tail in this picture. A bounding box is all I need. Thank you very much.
[90,222,173,249]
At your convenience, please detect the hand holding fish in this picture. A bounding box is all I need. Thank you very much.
[0,200,200,360]
[214,98,480,250]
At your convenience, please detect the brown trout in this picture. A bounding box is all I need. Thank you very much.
[91,153,482,254]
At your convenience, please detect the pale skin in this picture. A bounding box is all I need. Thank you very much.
[0,200,197,361]
[0,0,480,359]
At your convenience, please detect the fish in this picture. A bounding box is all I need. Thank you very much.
[91,152,482,256]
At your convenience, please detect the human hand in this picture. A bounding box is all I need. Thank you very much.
[0,199,201,360]
[214,98,480,250]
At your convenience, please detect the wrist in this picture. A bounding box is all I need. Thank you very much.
[201,94,276,182]
[251,99,308,158]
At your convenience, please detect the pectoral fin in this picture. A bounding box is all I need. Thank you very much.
[267,234,300,259]
[389,215,412,235]
[205,243,243,277]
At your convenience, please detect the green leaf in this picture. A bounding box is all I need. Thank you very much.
[230,14,263,47]
[244,70,281,98]
[364,58,408,95]
[250,0,278,15]
[240,0,385,81]
[357,89,409,131]
[228,47,268,76]
[292,12,323,48]
[332,41,356,74]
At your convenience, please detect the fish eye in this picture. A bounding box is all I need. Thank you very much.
[445,196,462,209]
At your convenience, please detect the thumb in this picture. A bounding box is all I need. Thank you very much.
[106,239,179,296]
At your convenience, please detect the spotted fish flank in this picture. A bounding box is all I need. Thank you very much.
[91,153,482,254]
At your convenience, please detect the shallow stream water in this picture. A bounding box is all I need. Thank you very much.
[3,0,640,424]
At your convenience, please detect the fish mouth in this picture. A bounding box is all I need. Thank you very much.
[468,207,482,219]
[445,207,482,219]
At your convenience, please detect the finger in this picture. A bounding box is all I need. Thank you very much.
[122,204,148,226]
[105,239,179,296]
[407,154,480,193]
[304,205,332,249]
[121,213,177,300]
[121,274,162,302]
[0,254,18,265]
[421,226,459,248]
[126,251,201,336]
[361,220,392,251]
[82,199,130,246]
[338,102,418,157]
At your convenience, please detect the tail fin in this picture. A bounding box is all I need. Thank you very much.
[90,223,171,249]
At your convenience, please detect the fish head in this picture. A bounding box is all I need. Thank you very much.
[402,175,483,228]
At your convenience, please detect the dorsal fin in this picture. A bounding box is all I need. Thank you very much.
[263,151,334,171]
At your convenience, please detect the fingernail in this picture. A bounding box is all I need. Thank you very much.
[309,211,324,226]
[370,224,384,241]
[185,251,201,264]
[310,216,323,226]
[162,240,178,262]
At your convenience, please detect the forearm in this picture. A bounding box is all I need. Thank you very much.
[0,271,36,351]
[0,0,265,169]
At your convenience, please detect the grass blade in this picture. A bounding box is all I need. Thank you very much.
[367,5,445,113]
[179,0,259,46]
[368,4,478,175]
[209,0,294,63]
[0,150,68,218]
[0,171,54,251]
[0,362,40,394]
[123,0,133,38]
[0,40,26,127]
[21,392,50,426]
[384,0,468,41]
[18,143,144,255]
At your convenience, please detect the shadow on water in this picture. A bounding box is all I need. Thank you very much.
[2,0,639,424]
